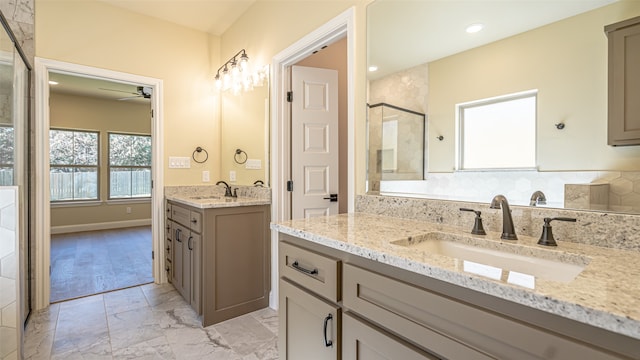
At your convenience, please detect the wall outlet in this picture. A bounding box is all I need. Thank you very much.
[126,207,132,214]
[202,170,210,182]
[229,170,236,182]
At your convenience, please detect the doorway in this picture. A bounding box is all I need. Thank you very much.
[34,58,165,310]
[269,8,355,308]
[47,72,154,302]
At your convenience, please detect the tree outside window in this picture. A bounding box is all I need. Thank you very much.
[109,133,151,199]
[50,129,99,201]
[0,125,14,186]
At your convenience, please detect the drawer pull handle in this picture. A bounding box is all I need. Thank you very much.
[191,219,198,224]
[188,236,193,251]
[323,313,333,347]
[175,228,182,242]
[292,261,318,275]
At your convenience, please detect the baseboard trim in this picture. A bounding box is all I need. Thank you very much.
[51,219,152,234]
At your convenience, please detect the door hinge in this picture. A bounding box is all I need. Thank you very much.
[287,91,293,103]
[151,180,154,189]
[151,109,154,118]
[152,250,154,260]
[287,180,293,192]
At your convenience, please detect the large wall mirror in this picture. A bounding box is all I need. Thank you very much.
[220,70,269,187]
[366,0,640,214]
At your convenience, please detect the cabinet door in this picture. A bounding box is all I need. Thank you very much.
[172,222,186,297]
[279,279,340,360]
[343,313,438,360]
[607,17,640,145]
[189,232,201,314]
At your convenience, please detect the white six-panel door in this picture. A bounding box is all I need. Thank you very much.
[291,65,339,220]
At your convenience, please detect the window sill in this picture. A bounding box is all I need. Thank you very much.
[51,200,102,208]
[106,198,151,205]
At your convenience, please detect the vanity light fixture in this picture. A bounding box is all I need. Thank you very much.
[368,65,378,72]
[214,49,267,94]
[466,23,484,34]
[48,80,59,85]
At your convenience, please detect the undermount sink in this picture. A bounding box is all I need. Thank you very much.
[189,195,221,200]
[391,232,589,285]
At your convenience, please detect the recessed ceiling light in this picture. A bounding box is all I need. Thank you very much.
[368,65,378,72]
[49,80,59,85]
[466,23,484,34]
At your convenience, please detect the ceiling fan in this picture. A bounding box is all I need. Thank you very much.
[99,86,152,101]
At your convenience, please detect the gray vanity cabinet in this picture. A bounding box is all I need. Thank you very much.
[167,202,202,314]
[201,204,271,327]
[278,233,639,360]
[279,241,342,359]
[167,201,270,326]
[606,15,640,146]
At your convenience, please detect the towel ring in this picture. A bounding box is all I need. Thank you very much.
[192,146,209,163]
[234,149,248,164]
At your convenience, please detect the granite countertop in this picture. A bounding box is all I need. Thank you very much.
[271,212,640,340]
[166,194,270,209]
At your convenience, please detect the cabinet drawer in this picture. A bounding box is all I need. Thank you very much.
[343,312,437,360]
[343,264,621,360]
[171,203,202,232]
[279,241,341,302]
[171,204,191,228]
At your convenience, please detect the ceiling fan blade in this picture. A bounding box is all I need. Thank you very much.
[99,87,139,95]
[117,95,142,101]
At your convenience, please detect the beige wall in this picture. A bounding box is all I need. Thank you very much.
[37,0,372,196]
[428,1,640,172]
[49,92,152,227]
[36,0,221,185]
[296,37,348,213]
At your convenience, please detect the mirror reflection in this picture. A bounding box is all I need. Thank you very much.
[220,69,269,186]
[366,0,640,214]
[368,103,425,184]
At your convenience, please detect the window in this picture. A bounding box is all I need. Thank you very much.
[108,133,151,199]
[0,125,14,186]
[50,129,99,201]
[458,91,536,170]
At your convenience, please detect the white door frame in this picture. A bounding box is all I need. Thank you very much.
[34,58,165,310]
[269,7,355,308]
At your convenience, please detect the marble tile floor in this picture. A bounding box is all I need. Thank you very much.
[22,283,278,359]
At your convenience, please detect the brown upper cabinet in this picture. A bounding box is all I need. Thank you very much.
[606,15,640,146]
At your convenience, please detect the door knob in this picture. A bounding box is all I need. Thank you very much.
[323,194,338,202]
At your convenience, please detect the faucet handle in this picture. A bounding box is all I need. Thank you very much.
[537,217,576,246]
[459,208,487,235]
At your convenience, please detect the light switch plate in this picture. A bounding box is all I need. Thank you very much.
[229,170,236,182]
[168,156,191,168]
[202,170,210,182]
[245,159,262,169]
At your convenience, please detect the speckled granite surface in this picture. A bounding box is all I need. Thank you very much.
[165,185,270,209]
[356,195,640,251]
[272,212,640,340]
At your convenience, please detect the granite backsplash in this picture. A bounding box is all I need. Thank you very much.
[355,194,640,251]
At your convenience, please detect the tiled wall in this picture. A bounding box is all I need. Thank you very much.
[375,170,640,213]
[0,187,18,360]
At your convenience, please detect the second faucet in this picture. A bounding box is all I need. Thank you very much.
[490,194,517,240]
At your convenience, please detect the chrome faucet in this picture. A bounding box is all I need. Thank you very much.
[216,180,233,197]
[490,195,518,240]
[529,190,547,206]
